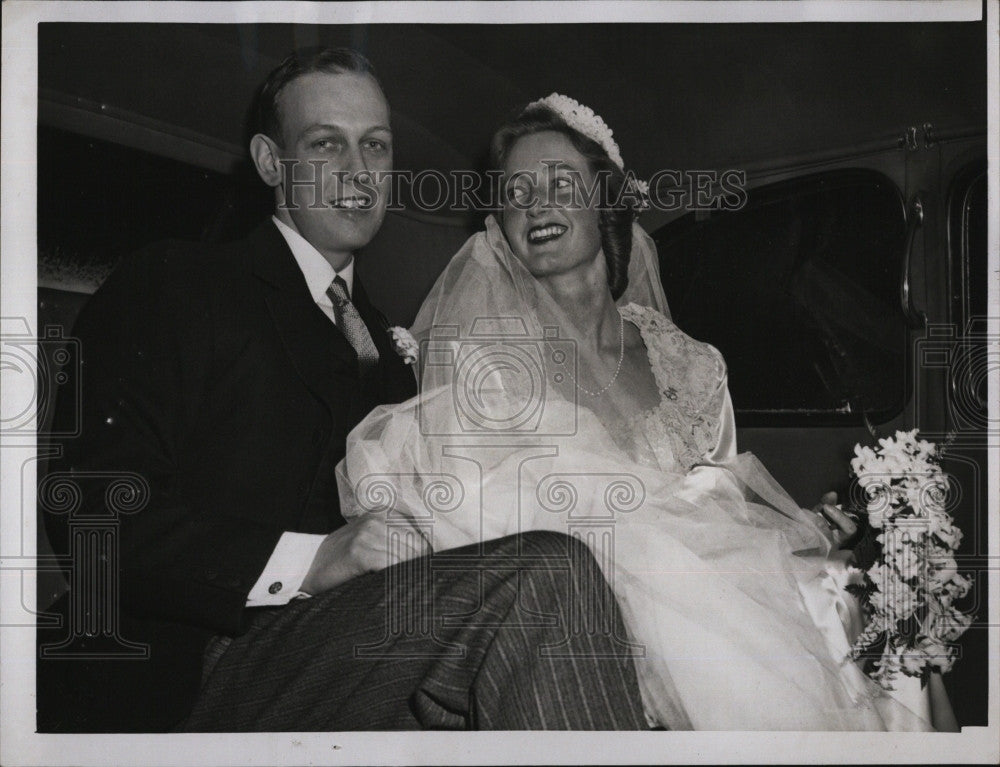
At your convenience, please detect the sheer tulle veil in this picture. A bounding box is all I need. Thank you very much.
[409,214,672,338]
[409,214,669,396]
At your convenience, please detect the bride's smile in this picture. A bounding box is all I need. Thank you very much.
[526,223,567,244]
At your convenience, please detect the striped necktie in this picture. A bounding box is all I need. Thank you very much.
[327,276,380,375]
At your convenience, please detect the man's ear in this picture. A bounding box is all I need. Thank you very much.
[250,133,283,188]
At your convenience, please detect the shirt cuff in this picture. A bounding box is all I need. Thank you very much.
[246,532,326,607]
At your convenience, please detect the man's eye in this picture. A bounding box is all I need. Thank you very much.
[553,177,574,191]
[313,139,340,151]
[364,140,389,153]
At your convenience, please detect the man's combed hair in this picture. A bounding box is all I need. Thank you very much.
[491,104,635,301]
[255,47,382,144]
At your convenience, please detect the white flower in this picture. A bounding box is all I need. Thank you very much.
[389,326,419,365]
[867,563,920,621]
[870,650,903,690]
[627,177,652,211]
[899,645,929,676]
[902,481,926,511]
[931,517,962,551]
[929,609,972,643]
[867,506,886,529]
[851,444,879,476]
[879,527,922,562]
[948,572,973,599]
[930,515,962,549]
[927,554,958,589]
[921,480,950,514]
[916,635,957,674]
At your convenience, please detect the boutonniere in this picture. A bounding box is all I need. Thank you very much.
[389,326,419,365]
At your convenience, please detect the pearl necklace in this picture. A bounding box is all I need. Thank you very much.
[562,311,625,398]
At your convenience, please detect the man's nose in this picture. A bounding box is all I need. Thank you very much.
[339,144,369,180]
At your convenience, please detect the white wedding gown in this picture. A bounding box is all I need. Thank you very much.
[338,303,935,731]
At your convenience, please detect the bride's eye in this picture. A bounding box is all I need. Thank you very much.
[550,176,578,205]
[551,177,578,201]
[506,184,532,206]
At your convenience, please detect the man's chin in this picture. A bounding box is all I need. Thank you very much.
[297,213,386,254]
[333,218,384,252]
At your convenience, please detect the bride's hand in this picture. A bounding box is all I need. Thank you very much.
[301,515,432,595]
[811,491,860,548]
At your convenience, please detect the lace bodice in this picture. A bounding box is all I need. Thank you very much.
[616,303,728,473]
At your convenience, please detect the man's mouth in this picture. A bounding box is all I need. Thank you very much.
[329,195,374,210]
[527,224,568,244]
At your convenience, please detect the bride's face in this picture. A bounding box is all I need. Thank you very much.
[500,131,604,288]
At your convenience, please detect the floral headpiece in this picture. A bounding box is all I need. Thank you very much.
[526,93,625,170]
[525,93,649,211]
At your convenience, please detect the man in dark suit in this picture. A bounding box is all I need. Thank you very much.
[38,47,646,732]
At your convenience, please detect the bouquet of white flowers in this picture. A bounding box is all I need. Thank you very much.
[848,429,974,689]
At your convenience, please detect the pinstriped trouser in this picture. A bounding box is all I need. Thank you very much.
[181,531,648,730]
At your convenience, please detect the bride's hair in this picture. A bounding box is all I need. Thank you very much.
[490,105,634,300]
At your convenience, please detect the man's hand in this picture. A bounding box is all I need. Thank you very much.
[811,491,860,549]
[300,515,431,596]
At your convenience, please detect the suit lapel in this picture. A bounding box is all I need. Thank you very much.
[350,279,392,359]
[249,222,358,410]
[350,278,395,394]
[352,278,419,402]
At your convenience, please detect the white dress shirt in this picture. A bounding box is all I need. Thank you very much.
[245,216,355,607]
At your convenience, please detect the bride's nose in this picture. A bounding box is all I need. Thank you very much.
[524,187,544,218]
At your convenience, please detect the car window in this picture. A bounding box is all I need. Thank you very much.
[38,126,267,292]
[653,170,907,424]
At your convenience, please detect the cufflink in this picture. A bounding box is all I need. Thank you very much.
[268,581,283,595]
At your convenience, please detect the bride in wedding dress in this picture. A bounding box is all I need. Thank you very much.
[337,94,952,730]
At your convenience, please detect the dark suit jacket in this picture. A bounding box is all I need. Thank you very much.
[37,221,417,731]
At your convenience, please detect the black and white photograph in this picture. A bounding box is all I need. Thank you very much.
[1,1,997,764]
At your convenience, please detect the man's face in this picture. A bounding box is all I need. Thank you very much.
[272,71,393,261]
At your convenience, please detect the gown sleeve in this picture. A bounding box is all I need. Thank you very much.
[706,386,737,463]
[671,382,743,507]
